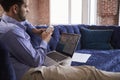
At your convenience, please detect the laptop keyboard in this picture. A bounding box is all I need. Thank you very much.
[47,52,68,62]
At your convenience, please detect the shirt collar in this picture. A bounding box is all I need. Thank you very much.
[1,14,27,30]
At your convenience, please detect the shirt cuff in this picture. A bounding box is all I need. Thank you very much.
[40,40,48,49]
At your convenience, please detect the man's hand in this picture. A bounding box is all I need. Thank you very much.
[32,26,54,43]
[32,28,46,35]
[41,27,54,43]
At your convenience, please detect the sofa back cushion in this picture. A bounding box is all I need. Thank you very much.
[26,23,120,51]
[48,25,83,51]
[90,25,120,49]
[111,27,120,49]
[80,27,113,50]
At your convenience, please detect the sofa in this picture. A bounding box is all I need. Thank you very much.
[21,20,120,72]
[27,24,120,72]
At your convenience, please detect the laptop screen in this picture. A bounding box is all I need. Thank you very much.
[56,33,80,57]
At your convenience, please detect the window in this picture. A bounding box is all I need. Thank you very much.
[50,0,97,25]
[89,0,97,25]
[50,0,69,24]
[71,0,82,24]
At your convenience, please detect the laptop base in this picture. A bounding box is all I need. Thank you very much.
[44,56,71,66]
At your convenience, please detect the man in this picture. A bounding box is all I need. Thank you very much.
[0,0,53,80]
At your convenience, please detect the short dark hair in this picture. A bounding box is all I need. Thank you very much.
[0,0,24,12]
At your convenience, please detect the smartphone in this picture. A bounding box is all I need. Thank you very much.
[46,25,54,32]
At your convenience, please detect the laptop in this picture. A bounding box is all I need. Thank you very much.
[45,33,80,66]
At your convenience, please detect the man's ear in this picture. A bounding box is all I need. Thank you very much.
[12,4,19,14]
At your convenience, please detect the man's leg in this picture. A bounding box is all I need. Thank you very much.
[21,65,120,80]
[21,67,44,80]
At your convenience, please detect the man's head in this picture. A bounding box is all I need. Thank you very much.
[0,0,29,21]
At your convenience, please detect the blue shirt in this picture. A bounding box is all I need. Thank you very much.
[0,14,48,80]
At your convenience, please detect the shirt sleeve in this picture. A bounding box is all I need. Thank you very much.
[21,20,35,29]
[2,28,48,67]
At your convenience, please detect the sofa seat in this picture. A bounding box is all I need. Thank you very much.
[71,49,120,72]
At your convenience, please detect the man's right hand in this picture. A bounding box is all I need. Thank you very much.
[41,27,54,43]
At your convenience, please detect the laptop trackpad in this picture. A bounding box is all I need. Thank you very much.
[47,52,67,62]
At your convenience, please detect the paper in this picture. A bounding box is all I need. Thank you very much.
[72,52,91,63]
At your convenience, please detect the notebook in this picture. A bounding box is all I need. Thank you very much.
[45,33,80,66]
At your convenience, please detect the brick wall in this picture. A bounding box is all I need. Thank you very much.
[97,0,119,25]
[27,0,49,25]
[0,0,49,25]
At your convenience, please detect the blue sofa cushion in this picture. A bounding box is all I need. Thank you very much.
[81,27,113,50]
[111,27,120,49]
[71,49,120,72]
